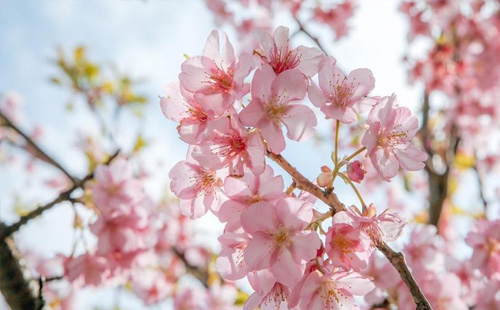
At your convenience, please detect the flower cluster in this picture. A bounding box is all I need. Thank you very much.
[204,0,357,47]
[161,26,425,310]
[58,158,234,307]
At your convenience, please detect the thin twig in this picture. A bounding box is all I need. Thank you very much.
[472,155,488,215]
[377,243,433,310]
[266,151,433,310]
[0,110,76,184]
[294,17,329,54]
[0,150,120,238]
[172,247,209,288]
[266,151,344,213]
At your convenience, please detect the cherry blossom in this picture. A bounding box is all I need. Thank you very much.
[254,26,324,77]
[160,83,221,144]
[191,115,265,176]
[309,56,375,123]
[64,253,109,287]
[240,198,321,286]
[91,157,144,211]
[465,219,500,277]
[324,222,373,271]
[218,165,285,232]
[179,30,254,117]
[169,159,224,219]
[239,64,316,153]
[361,94,428,181]
[294,270,374,310]
[335,204,406,245]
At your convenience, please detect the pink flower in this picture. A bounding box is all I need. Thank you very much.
[325,223,373,271]
[0,91,24,123]
[296,270,375,310]
[335,204,406,245]
[89,206,149,256]
[218,165,285,231]
[64,253,109,287]
[179,30,254,117]
[465,219,500,277]
[240,197,321,286]
[309,56,375,123]
[160,83,222,144]
[169,159,224,219]
[216,230,251,281]
[361,253,401,306]
[192,115,265,176]
[361,94,428,181]
[239,64,316,153]
[312,2,357,39]
[254,26,324,77]
[346,160,365,183]
[206,283,239,310]
[403,225,444,274]
[174,288,207,310]
[244,270,292,310]
[397,272,468,310]
[474,277,500,310]
[132,269,173,305]
[91,158,144,211]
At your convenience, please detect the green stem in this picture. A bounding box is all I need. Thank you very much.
[338,172,367,210]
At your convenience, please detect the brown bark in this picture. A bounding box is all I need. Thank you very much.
[267,151,434,310]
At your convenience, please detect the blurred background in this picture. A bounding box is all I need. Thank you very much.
[1,0,494,309]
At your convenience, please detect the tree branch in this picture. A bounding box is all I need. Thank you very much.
[377,243,433,310]
[0,150,120,239]
[266,151,433,310]
[266,151,344,213]
[0,232,38,310]
[0,110,76,184]
[294,17,329,55]
[473,156,488,214]
[0,151,119,310]
[172,247,209,288]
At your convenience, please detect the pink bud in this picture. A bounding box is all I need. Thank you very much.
[347,160,365,183]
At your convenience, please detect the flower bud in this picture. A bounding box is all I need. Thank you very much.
[347,160,365,183]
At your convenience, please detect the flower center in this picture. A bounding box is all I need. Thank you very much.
[379,129,408,148]
[186,105,208,123]
[272,225,290,248]
[269,47,301,75]
[194,169,219,195]
[333,234,355,254]
[330,77,357,107]
[264,98,288,125]
[321,279,343,307]
[210,133,247,160]
[487,237,499,255]
[207,65,234,93]
[263,283,287,309]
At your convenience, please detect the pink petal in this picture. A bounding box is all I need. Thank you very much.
[308,82,327,108]
[251,64,275,103]
[239,99,266,128]
[244,232,273,270]
[348,68,375,100]
[260,119,286,154]
[290,232,321,263]
[270,248,304,287]
[241,201,277,235]
[159,83,186,122]
[282,104,317,141]
[271,69,308,102]
[394,145,427,171]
